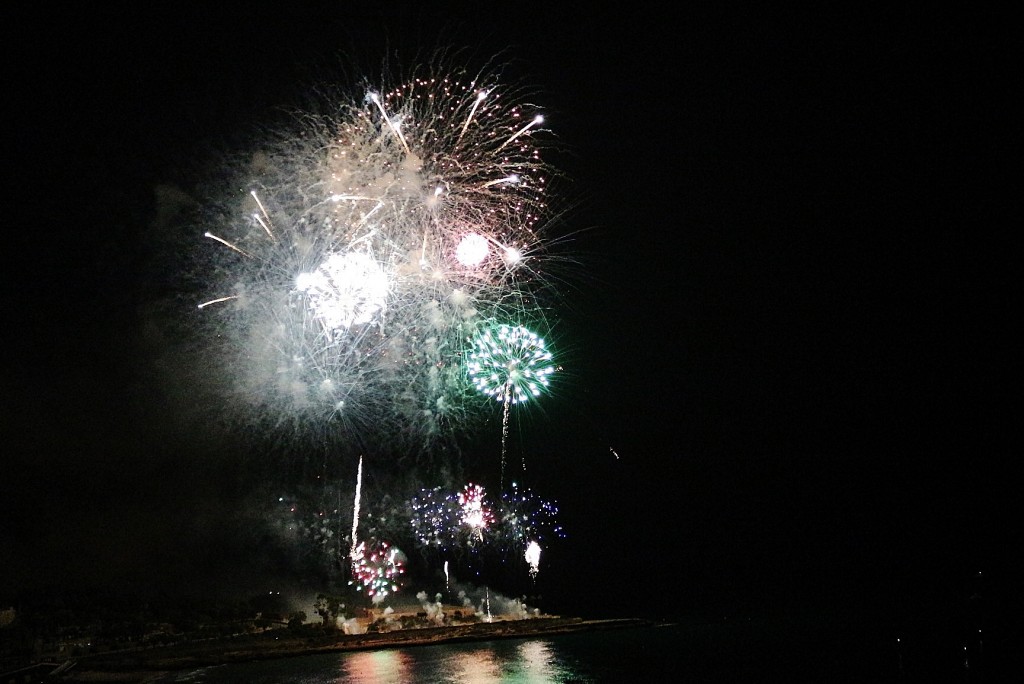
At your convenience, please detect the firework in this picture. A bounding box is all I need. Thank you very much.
[350,539,406,602]
[405,480,565,588]
[409,486,460,551]
[467,322,555,482]
[295,252,389,333]
[496,481,564,549]
[458,483,494,545]
[196,55,562,456]
[467,324,554,404]
[524,540,541,579]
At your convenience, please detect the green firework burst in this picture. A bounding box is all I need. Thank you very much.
[467,324,554,404]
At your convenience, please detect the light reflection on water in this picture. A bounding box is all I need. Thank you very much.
[447,647,503,682]
[160,635,592,684]
[338,639,578,684]
[340,649,414,683]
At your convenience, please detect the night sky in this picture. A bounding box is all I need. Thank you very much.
[3,4,1018,630]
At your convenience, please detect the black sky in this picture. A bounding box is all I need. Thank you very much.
[2,5,1019,625]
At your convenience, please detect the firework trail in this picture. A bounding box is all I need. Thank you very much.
[196,55,564,463]
[350,455,363,559]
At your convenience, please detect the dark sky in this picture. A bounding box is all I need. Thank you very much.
[3,5,1018,626]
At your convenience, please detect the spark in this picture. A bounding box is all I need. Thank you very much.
[481,174,520,188]
[249,190,275,240]
[197,295,239,309]
[458,89,489,143]
[367,91,411,155]
[203,231,253,259]
[497,115,544,152]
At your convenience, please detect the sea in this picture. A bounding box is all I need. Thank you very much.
[145,616,992,683]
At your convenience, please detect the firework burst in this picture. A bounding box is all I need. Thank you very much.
[524,540,542,580]
[467,324,554,404]
[196,55,563,459]
[496,481,564,550]
[349,539,406,603]
[458,482,494,545]
[405,480,565,586]
[467,322,555,483]
[410,486,460,552]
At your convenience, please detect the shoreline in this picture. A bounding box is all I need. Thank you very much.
[61,616,660,681]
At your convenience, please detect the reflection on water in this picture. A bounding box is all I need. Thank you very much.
[340,649,413,684]
[516,641,555,679]
[159,637,590,683]
[339,639,580,684]
[450,647,502,682]
[157,626,696,684]
[511,641,570,683]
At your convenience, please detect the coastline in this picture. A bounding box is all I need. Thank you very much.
[61,616,659,682]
